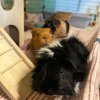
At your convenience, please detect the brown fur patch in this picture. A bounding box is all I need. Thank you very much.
[30,28,53,51]
[53,20,68,38]
[53,12,72,21]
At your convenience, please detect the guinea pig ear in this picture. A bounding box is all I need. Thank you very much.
[31,30,40,37]
[53,19,61,27]
[64,21,70,33]
[31,30,35,37]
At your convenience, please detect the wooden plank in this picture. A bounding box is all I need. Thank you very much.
[0,32,3,39]
[2,61,31,87]
[0,50,21,73]
[0,39,12,55]
[0,28,34,69]
[0,27,35,99]
[0,73,19,100]
[13,72,33,100]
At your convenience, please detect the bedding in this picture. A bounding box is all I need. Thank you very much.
[0,25,100,100]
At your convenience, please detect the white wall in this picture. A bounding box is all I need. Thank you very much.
[0,0,24,46]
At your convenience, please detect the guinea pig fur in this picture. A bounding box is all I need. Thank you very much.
[30,28,53,51]
[43,18,70,38]
[32,37,89,96]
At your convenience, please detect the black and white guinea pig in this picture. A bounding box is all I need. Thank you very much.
[32,37,89,96]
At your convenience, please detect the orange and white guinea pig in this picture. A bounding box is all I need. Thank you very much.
[30,28,53,51]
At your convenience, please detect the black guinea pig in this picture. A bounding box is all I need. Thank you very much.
[32,37,89,96]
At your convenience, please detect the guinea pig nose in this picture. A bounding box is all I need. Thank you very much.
[43,37,46,39]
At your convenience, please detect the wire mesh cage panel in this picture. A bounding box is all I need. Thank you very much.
[25,0,100,14]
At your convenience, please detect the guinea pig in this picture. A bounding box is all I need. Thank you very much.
[30,28,53,51]
[43,18,70,39]
[32,37,89,96]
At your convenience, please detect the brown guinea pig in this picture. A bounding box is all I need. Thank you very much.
[30,28,53,51]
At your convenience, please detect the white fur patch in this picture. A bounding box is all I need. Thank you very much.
[49,40,62,48]
[74,82,80,94]
[37,40,62,58]
[37,47,54,58]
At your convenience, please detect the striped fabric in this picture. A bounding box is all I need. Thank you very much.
[0,26,100,100]
[80,41,100,100]
[81,28,100,100]
[0,87,10,100]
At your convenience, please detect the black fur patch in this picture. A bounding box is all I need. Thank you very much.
[32,37,89,96]
[64,20,70,33]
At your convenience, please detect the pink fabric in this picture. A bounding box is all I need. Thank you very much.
[81,41,100,100]
[80,26,100,100]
